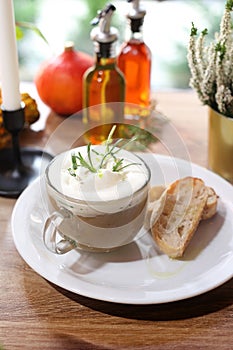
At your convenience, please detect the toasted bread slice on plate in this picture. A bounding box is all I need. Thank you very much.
[144,185,166,230]
[202,186,218,220]
[146,182,217,228]
[151,177,209,258]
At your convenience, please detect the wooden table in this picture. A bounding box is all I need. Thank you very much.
[0,84,232,350]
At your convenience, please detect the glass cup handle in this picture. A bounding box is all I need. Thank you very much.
[43,208,77,254]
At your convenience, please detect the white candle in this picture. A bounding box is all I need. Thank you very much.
[0,0,21,111]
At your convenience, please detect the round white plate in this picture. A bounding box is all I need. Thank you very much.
[12,154,233,304]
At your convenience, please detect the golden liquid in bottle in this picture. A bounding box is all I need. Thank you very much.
[118,37,151,118]
[83,57,125,144]
[83,123,126,145]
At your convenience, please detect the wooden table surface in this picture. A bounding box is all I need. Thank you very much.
[0,84,232,350]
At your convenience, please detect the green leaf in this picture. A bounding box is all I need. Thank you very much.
[71,154,78,170]
[76,152,96,173]
[191,22,198,36]
[225,0,233,11]
[112,160,141,172]
[67,125,144,176]
[120,125,157,150]
[201,28,208,36]
[215,42,226,61]
[112,158,124,172]
[87,143,94,169]
[68,167,76,177]
[15,21,49,46]
[16,26,24,40]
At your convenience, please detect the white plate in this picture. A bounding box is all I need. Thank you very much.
[12,154,233,304]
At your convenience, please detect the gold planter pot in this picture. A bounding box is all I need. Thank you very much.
[208,107,233,183]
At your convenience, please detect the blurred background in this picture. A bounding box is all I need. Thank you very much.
[14,0,225,90]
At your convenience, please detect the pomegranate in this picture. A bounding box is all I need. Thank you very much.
[35,42,93,116]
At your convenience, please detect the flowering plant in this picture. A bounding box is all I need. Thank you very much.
[187,0,233,118]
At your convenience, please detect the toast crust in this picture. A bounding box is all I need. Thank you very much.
[144,185,166,230]
[202,187,218,220]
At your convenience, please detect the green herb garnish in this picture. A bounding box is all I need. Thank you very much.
[68,125,141,176]
[112,158,139,172]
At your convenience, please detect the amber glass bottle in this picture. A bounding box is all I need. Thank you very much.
[118,0,151,118]
[83,4,125,144]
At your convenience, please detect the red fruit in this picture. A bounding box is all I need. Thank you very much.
[35,42,93,116]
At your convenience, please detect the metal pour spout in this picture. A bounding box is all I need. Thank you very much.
[90,3,118,44]
[127,0,146,20]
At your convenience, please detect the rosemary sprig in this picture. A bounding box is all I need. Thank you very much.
[105,124,117,153]
[71,154,78,170]
[112,158,124,172]
[75,151,96,173]
[68,126,141,176]
[87,143,94,169]
[112,158,140,172]
[93,135,138,169]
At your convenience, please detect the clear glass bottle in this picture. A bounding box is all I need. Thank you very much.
[118,0,151,118]
[83,4,125,144]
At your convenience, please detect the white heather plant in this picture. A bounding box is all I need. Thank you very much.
[187,0,233,118]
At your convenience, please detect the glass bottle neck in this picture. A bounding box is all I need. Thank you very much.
[125,19,144,43]
[95,55,117,67]
[130,30,143,42]
[93,41,118,67]
[93,41,117,58]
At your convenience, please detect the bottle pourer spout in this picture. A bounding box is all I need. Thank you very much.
[127,0,146,20]
[127,0,139,11]
[90,3,118,43]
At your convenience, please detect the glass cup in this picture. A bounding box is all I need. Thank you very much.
[42,145,151,254]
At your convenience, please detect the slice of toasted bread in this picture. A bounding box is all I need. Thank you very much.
[145,183,218,231]
[151,177,208,258]
[148,185,166,202]
[202,186,218,220]
[144,185,166,230]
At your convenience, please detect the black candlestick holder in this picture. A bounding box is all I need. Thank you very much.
[0,103,52,198]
